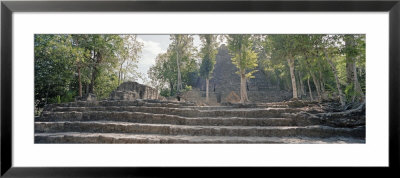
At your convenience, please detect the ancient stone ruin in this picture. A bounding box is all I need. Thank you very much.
[182,45,292,105]
[110,81,161,101]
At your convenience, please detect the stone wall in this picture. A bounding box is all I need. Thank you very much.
[109,81,160,101]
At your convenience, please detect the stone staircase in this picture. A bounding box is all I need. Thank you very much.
[35,99,365,144]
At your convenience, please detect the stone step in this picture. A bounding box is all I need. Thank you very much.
[44,100,195,111]
[141,99,196,105]
[264,104,290,108]
[34,132,365,144]
[182,106,235,110]
[46,106,303,118]
[35,121,365,138]
[221,103,291,109]
[37,111,320,126]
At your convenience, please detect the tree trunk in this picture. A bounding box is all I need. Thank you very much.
[287,58,298,99]
[275,70,281,90]
[307,76,313,101]
[297,70,306,97]
[118,72,120,85]
[89,52,102,94]
[295,71,300,97]
[346,62,355,84]
[353,64,365,102]
[319,69,325,99]
[240,72,249,103]
[78,64,82,97]
[118,63,123,85]
[298,70,305,98]
[310,71,321,101]
[345,34,365,103]
[45,83,50,105]
[74,38,82,97]
[89,68,96,94]
[170,82,174,96]
[176,51,182,92]
[176,38,182,93]
[345,35,356,85]
[327,56,345,107]
[206,78,209,103]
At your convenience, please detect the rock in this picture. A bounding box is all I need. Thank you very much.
[109,81,160,100]
[226,91,240,103]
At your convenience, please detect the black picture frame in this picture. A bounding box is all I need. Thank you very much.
[1,0,399,177]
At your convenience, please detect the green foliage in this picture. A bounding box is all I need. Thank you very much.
[35,35,79,107]
[185,85,192,91]
[199,35,218,79]
[325,83,336,93]
[344,84,355,101]
[337,34,366,102]
[227,35,258,77]
[35,34,143,109]
[160,88,172,97]
[35,34,366,110]
[56,95,61,104]
[268,34,302,61]
[64,91,76,102]
[148,35,199,96]
[49,92,75,104]
[261,34,365,102]
[117,35,143,83]
[94,71,119,99]
[148,52,175,90]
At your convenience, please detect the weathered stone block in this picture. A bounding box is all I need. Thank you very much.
[109,81,160,100]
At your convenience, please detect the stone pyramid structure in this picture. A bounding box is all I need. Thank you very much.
[188,45,292,104]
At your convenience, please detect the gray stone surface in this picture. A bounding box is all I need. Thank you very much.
[37,111,319,126]
[109,81,160,100]
[35,121,365,138]
[36,99,366,144]
[44,106,306,118]
[35,132,365,144]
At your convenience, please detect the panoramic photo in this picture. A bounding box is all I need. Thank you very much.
[34,34,366,144]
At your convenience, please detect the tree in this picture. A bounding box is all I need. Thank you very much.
[35,34,139,110]
[35,35,83,107]
[268,34,302,99]
[302,35,324,101]
[227,35,258,103]
[75,35,124,95]
[148,37,198,97]
[70,35,91,97]
[170,35,195,95]
[322,35,346,107]
[307,75,314,101]
[343,35,365,102]
[117,35,143,85]
[148,52,177,96]
[199,35,219,103]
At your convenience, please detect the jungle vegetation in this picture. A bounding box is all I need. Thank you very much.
[35,34,365,111]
